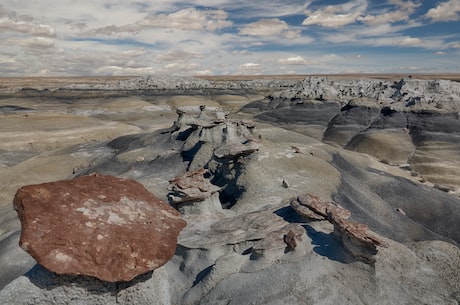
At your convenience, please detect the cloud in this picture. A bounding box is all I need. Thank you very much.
[138,8,232,32]
[425,0,460,22]
[302,0,368,28]
[0,19,55,37]
[195,69,213,75]
[396,36,422,46]
[238,62,263,75]
[82,24,140,36]
[239,18,300,38]
[156,50,205,62]
[17,37,55,48]
[278,56,311,65]
[358,0,420,26]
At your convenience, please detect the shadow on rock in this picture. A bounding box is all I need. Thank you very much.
[274,206,356,264]
[304,225,356,264]
[25,264,153,295]
[274,206,305,223]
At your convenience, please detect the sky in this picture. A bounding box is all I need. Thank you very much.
[0,0,460,76]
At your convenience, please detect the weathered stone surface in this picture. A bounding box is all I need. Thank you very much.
[213,140,261,159]
[168,168,220,203]
[13,173,186,282]
[290,193,351,221]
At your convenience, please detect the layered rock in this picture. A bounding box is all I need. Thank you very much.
[13,173,186,282]
[290,193,385,262]
[290,193,351,221]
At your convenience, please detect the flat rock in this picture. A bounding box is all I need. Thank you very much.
[13,173,186,282]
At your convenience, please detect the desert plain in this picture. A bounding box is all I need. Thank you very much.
[0,74,459,304]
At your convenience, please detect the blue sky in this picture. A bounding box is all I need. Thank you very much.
[0,0,459,76]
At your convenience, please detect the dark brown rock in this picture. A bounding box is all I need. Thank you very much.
[13,173,186,282]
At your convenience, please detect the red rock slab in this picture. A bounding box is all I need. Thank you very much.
[13,173,186,282]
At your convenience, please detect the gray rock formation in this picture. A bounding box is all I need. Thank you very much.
[241,77,460,194]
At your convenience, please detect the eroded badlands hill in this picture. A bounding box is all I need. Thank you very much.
[0,75,459,305]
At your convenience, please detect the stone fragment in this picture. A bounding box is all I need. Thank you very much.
[283,230,297,250]
[282,179,289,188]
[168,168,220,204]
[291,146,301,153]
[13,173,186,282]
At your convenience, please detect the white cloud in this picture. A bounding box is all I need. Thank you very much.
[0,20,56,37]
[239,18,300,38]
[396,36,422,46]
[425,0,460,22]
[357,0,420,26]
[156,50,205,62]
[238,62,263,75]
[195,69,213,75]
[138,8,232,32]
[12,37,55,49]
[0,0,459,76]
[302,0,368,28]
[278,56,310,65]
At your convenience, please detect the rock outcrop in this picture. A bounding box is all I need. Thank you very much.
[291,193,385,262]
[13,173,186,282]
[167,106,261,208]
[242,77,460,194]
[275,77,460,109]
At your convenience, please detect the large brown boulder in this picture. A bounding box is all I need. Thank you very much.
[13,173,186,282]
